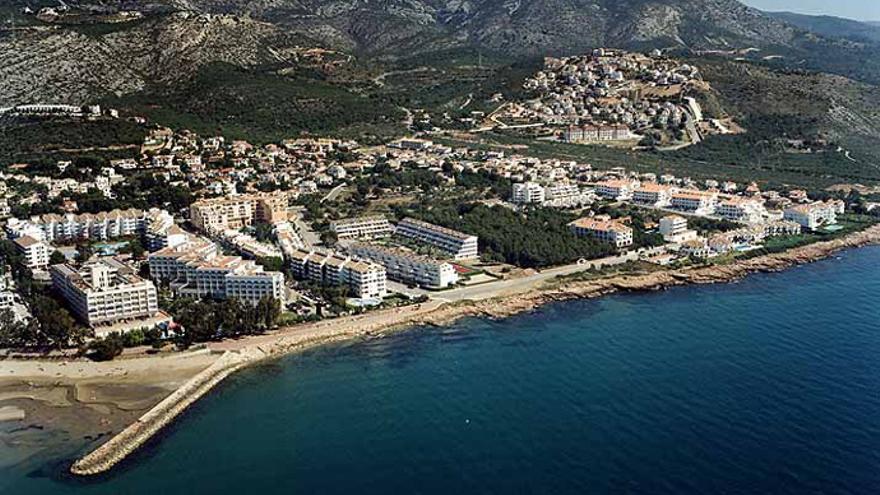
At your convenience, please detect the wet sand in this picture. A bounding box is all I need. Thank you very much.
[0,351,218,469]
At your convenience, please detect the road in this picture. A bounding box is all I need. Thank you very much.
[322,184,346,203]
[290,207,320,247]
[431,247,667,303]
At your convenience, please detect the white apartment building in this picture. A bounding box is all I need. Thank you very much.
[595,179,639,201]
[50,260,159,333]
[219,230,283,259]
[564,125,631,143]
[680,239,712,259]
[14,235,52,269]
[671,190,718,215]
[289,249,387,299]
[149,236,285,304]
[189,192,289,233]
[330,215,394,241]
[783,201,841,230]
[716,198,766,224]
[568,216,634,248]
[544,183,581,202]
[512,182,546,205]
[659,215,698,243]
[146,222,189,252]
[393,138,434,150]
[633,183,674,207]
[6,208,172,245]
[395,218,479,260]
[348,243,459,289]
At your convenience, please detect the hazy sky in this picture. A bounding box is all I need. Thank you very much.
[742,0,880,21]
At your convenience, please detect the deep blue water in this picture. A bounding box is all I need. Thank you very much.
[5,247,880,494]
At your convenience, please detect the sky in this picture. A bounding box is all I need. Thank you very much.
[742,0,880,21]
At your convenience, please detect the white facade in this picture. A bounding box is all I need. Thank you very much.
[512,182,546,205]
[348,243,459,289]
[149,236,286,305]
[595,180,638,201]
[659,215,698,243]
[671,191,718,215]
[783,201,840,230]
[633,184,674,207]
[331,215,394,240]
[395,218,479,260]
[50,260,159,331]
[289,249,388,299]
[14,235,51,269]
[544,183,581,202]
[569,216,634,248]
[6,208,172,245]
[716,198,766,224]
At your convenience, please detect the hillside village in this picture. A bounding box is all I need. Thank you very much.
[491,49,740,148]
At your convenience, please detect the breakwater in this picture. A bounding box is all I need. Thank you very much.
[69,348,267,475]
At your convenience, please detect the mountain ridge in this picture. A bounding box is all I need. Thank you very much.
[766,11,880,44]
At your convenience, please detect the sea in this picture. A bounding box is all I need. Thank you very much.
[3,247,880,494]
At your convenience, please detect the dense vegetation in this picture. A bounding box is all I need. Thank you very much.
[105,63,407,143]
[168,296,281,348]
[0,241,90,350]
[396,202,618,268]
[0,118,146,167]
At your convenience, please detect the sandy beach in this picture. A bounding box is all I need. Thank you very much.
[3,223,880,474]
[0,350,218,469]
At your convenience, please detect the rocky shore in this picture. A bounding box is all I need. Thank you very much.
[412,224,880,324]
[68,223,880,476]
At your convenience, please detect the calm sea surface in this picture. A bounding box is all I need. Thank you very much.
[4,247,880,494]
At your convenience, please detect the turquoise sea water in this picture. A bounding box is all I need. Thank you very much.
[5,247,880,494]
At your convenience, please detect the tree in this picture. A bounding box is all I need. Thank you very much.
[125,239,146,260]
[30,294,88,348]
[257,256,284,273]
[89,334,125,361]
[256,296,281,331]
[0,309,31,348]
[320,230,338,247]
[49,250,67,266]
[75,243,93,264]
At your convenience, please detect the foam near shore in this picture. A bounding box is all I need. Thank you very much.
[66,223,880,475]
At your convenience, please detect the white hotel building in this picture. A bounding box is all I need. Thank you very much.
[348,243,459,289]
[149,236,285,305]
[13,235,52,269]
[659,215,698,243]
[395,218,479,260]
[716,198,767,224]
[289,248,388,299]
[50,260,159,334]
[783,201,842,230]
[6,208,173,245]
[633,183,674,208]
[671,190,718,215]
[569,216,634,248]
[330,215,394,241]
[512,182,546,205]
[595,179,639,201]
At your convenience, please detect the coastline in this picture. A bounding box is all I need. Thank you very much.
[10,223,880,476]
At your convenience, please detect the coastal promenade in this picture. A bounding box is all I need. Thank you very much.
[68,223,880,475]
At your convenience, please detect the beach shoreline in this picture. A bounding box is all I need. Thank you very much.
[4,223,880,476]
